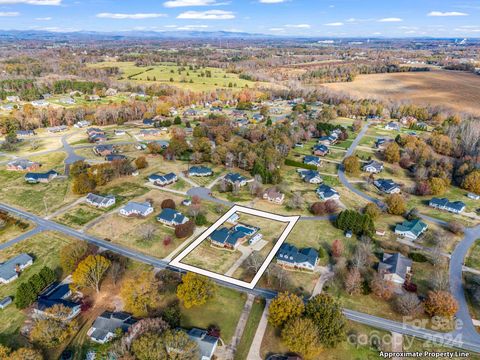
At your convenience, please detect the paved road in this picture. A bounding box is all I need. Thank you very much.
[2,201,480,353]
[344,309,480,353]
[450,224,480,342]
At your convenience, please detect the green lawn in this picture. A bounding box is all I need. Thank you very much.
[88,61,265,92]
[0,231,75,347]
[55,204,105,228]
[180,286,247,344]
[234,298,265,360]
[466,239,480,269]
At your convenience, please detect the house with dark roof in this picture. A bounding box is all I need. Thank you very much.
[188,166,213,177]
[24,169,58,184]
[86,128,105,137]
[142,118,154,126]
[89,133,107,143]
[316,184,340,200]
[183,109,198,117]
[429,198,466,214]
[148,172,178,186]
[0,296,12,309]
[119,202,154,217]
[312,144,329,156]
[74,120,90,128]
[298,169,323,184]
[157,208,189,227]
[34,282,81,321]
[224,173,248,187]
[105,154,127,162]
[85,193,115,208]
[395,219,428,240]
[378,253,412,285]
[263,187,285,204]
[209,224,258,250]
[385,122,401,131]
[375,138,394,149]
[363,160,384,174]
[7,159,41,172]
[303,155,322,167]
[374,179,401,194]
[47,125,68,133]
[16,130,36,137]
[276,243,318,271]
[186,328,218,360]
[88,311,137,344]
[93,144,115,157]
[139,129,161,137]
[318,134,338,146]
[0,253,33,284]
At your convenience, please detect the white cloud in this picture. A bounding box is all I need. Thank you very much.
[285,24,311,28]
[177,10,234,19]
[35,16,52,20]
[269,27,285,31]
[324,22,343,26]
[427,11,468,17]
[259,0,286,3]
[163,0,223,7]
[96,13,167,19]
[0,0,60,4]
[0,11,19,16]
[378,17,403,22]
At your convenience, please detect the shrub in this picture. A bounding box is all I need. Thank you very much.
[161,199,176,210]
[408,252,428,263]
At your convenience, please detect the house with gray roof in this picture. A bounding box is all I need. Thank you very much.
[429,198,466,214]
[363,160,384,174]
[276,243,318,271]
[0,253,33,284]
[374,179,401,194]
[16,130,36,137]
[157,208,189,227]
[87,311,137,344]
[263,187,285,204]
[378,253,412,285]
[394,219,428,240]
[93,144,115,157]
[119,202,154,217]
[385,121,401,131]
[85,193,116,208]
[186,328,218,360]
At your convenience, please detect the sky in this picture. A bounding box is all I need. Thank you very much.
[0,0,479,37]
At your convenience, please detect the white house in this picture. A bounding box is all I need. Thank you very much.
[85,193,116,208]
[363,160,384,174]
[119,202,153,217]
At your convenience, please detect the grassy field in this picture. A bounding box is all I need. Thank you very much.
[466,239,480,269]
[324,69,480,116]
[260,322,386,359]
[55,204,105,228]
[0,231,74,348]
[234,298,265,360]
[180,286,246,344]
[0,221,33,245]
[88,61,265,92]
[0,152,79,215]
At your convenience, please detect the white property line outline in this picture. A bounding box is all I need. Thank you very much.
[169,205,300,290]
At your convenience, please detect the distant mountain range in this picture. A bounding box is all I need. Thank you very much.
[0,29,277,41]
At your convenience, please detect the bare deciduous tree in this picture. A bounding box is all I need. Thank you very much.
[140,224,156,242]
